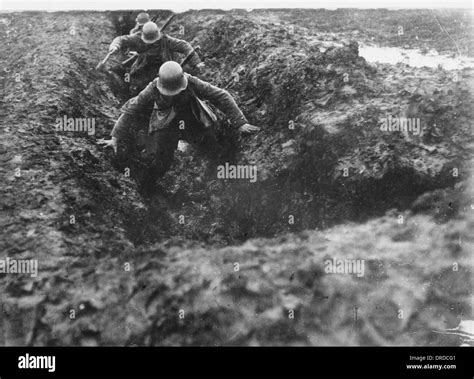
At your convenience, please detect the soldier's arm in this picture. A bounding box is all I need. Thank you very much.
[166,36,202,68]
[129,24,140,35]
[111,82,156,139]
[190,76,248,128]
[109,34,141,52]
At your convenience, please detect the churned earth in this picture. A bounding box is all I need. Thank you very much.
[0,9,472,346]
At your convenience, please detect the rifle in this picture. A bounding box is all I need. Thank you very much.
[125,45,200,77]
[122,51,139,66]
[157,13,176,32]
[180,46,201,68]
[95,51,114,70]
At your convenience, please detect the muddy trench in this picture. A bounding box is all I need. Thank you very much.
[88,12,465,248]
[1,9,472,347]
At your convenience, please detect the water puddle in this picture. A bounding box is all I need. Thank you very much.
[359,45,474,70]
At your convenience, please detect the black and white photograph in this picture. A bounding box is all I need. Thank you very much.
[0,0,473,376]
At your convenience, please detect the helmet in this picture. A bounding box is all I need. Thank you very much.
[141,22,161,44]
[156,61,188,96]
[136,12,150,25]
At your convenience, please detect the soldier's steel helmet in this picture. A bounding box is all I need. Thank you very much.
[136,12,150,25]
[156,61,188,96]
[141,22,161,44]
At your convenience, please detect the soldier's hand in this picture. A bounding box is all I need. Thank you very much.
[109,46,119,54]
[97,137,118,154]
[182,63,192,73]
[195,62,205,74]
[238,123,260,134]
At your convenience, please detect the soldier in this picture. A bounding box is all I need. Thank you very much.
[129,12,150,35]
[107,22,204,95]
[97,61,259,190]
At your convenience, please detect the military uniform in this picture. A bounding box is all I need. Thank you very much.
[111,74,248,184]
[109,34,202,95]
[129,24,143,35]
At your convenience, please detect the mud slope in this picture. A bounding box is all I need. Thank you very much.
[0,10,472,346]
[158,11,473,241]
[0,11,165,345]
